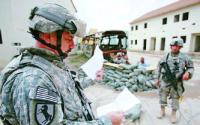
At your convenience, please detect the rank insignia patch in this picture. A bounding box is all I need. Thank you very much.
[36,103,55,125]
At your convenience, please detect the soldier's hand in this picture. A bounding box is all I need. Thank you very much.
[156,79,160,88]
[182,72,190,80]
[95,69,103,80]
[107,111,124,125]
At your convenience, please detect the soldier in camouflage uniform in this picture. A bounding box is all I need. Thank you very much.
[0,3,124,125]
[156,38,194,123]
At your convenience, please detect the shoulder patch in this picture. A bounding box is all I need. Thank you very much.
[35,87,58,103]
[35,103,55,125]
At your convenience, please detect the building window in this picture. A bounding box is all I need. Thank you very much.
[162,17,167,25]
[144,23,147,28]
[181,36,186,43]
[182,12,189,21]
[131,26,134,31]
[0,29,2,44]
[135,25,138,30]
[174,14,180,22]
[172,36,178,38]
[131,40,133,45]
[135,40,137,45]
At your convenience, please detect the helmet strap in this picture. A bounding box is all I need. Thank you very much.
[56,30,68,60]
[29,28,67,60]
[29,28,57,50]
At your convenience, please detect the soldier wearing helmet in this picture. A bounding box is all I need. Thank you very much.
[156,37,194,123]
[170,37,184,47]
[0,3,123,125]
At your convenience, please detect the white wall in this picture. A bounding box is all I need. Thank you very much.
[129,3,200,53]
[0,0,76,68]
[0,0,18,63]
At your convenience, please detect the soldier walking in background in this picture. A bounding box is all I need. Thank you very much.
[156,38,194,124]
[0,3,123,125]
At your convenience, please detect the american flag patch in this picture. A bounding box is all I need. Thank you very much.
[35,87,57,103]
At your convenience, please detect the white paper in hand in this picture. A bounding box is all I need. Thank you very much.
[97,88,141,117]
[114,88,140,112]
[81,45,104,80]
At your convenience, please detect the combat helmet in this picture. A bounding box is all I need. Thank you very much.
[29,3,86,58]
[170,38,184,47]
[29,3,86,36]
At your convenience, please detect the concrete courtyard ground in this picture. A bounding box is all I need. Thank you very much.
[83,51,200,125]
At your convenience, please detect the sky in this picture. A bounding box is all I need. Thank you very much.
[73,0,178,33]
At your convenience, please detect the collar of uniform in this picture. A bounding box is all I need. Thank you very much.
[20,47,61,62]
[170,52,180,57]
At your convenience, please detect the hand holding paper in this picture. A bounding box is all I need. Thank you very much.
[107,111,124,125]
[97,88,141,121]
[81,45,104,80]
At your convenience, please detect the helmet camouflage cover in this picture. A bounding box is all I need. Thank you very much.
[29,3,86,37]
[170,38,184,47]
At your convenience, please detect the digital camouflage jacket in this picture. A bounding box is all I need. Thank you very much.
[157,52,194,87]
[0,48,111,125]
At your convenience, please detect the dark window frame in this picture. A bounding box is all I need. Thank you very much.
[131,40,133,45]
[135,40,137,45]
[162,17,167,25]
[144,23,147,28]
[174,14,180,22]
[181,36,187,43]
[182,12,189,21]
[131,26,134,31]
[135,25,138,30]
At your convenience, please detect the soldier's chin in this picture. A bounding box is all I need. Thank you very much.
[171,50,179,54]
[62,53,68,59]
[62,49,72,58]
[67,49,72,53]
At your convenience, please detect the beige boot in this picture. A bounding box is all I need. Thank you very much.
[170,110,177,124]
[157,106,165,119]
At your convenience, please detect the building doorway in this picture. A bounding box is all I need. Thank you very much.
[191,34,200,52]
[143,39,147,50]
[160,37,165,51]
[194,36,200,52]
[150,37,156,51]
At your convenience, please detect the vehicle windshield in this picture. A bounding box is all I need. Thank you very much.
[101,36,127,48]
[109,36,119,45]
[101,37,109,45]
